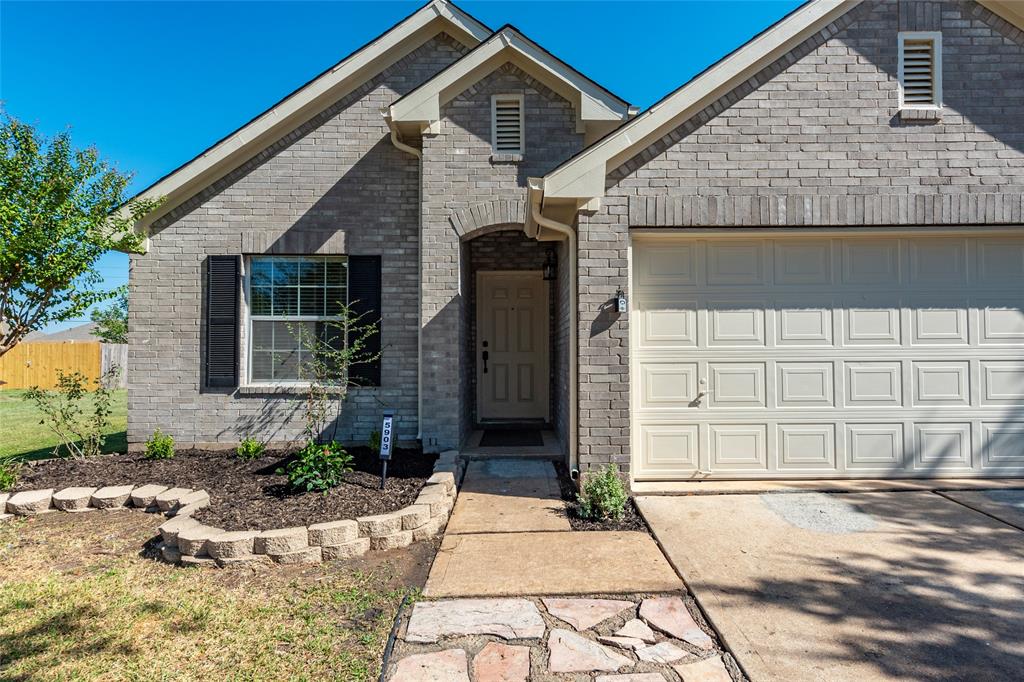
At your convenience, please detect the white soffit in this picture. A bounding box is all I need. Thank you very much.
[978,0,1024,31]
[130,0,490,227]
[542,0,860,200]
[389,26,633,129]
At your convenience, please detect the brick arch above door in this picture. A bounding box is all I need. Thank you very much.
[450,199,528,239]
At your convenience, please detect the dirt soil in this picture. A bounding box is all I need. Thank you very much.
[553,461,649,533]
[13,446,436,531]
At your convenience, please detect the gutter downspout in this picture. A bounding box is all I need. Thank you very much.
[384,111,424,440]
[526,178,578,477]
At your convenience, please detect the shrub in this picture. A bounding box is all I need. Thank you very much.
[577,464,628,522]
[277,440,353,492]
[236,437,266,460]
[25,367,119,459]
[145,429,175,460]
[368,430,381,456]
[0,459,20,491]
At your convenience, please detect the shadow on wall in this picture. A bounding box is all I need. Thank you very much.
[698,493,1024,681]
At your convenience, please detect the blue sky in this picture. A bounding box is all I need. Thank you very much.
[1,0,801,332]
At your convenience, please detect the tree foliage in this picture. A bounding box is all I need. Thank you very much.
[89,290,128,344]
[0,113,160,356]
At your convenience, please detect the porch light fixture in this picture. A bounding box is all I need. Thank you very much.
[543,248,557,281]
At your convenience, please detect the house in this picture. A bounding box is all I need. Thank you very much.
[128,0,1024,485]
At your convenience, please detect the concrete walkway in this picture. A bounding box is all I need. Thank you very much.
[424,459,682,597]
[638,490,1024,682]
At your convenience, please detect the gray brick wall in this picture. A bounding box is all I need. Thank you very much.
[419,64,584,450]
[129,34,468,448]
[576,0,1024,477]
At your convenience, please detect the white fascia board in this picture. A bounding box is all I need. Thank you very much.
[389,27,631,125]
[131,0,490,226]
[543,0,858,200]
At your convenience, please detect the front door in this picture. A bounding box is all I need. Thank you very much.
[477,271,549,421]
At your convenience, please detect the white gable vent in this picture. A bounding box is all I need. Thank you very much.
[899,32,942,108]
[491,94,524,155]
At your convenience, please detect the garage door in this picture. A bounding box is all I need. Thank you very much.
[631,234,1024,480]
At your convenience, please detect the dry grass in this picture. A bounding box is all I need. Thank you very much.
[0,511,430,681]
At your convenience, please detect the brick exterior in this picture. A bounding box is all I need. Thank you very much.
[129,34,468,447]
[419,63,584,450]
[575,0,1024,477]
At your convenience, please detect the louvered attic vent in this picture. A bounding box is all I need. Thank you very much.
[491,94,524,155]
[899,32,942,108]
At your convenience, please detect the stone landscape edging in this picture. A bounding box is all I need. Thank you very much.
[1,449,464,568]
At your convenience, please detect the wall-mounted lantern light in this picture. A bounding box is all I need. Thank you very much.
[543,248,558,281]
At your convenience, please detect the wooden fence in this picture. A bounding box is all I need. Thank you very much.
[0,342,128,390]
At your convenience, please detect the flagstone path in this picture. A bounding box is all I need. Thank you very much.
[385,595,741,681]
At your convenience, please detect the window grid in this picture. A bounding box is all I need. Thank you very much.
[247,255,348,383]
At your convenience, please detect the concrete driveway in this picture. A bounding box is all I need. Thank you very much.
[637,489,1024,682]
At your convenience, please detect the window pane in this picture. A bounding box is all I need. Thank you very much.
[318,321,344,352]
[299,259,324,286]
[300,286,325,316]
[273,286,298,316]
[251,259,273,287]
[251,320,274,350]
[274,350,300,381]
[251,351,274,381]
[251,287,272,316]
[326,260,347,286]
[326,287,347,315]
[274,259,299,286]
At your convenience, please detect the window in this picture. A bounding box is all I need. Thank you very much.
[898,32,942,108]
[491,94,524,155]
[247,255,347,383]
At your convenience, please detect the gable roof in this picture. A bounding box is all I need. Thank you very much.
[540,0,1024,203]
[388,24,635,138]
[539,0,858,201]
[130,0,491,229]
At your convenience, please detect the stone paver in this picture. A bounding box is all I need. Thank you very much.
[308,519,359,546]
[52,487,97,511]
[547,628,631,674]
[206,531,259,559]
[616,618,657,642]
[542,597,634,630]
[271,546,323,564]
[673,656,732,682]
[425,531,681,597]
[177,524,224,556]
[640,597,714,650]
[6,489,54,515]
[390,649,469,682]
[596,675,668,682]
[159,514,200,544]
[322,537,371,560]
[405,599,545,643]
[155,487,192,512]
[358,512,403,537]
[598,635,645,651]
[471,642,530,682]
[255,526,308,554]
[129,484,169,507]
[636,641,690,664]
[90,485,134,509]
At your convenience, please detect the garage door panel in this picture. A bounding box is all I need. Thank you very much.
[707,304,765,347]
[632,235,1024,480]
[636,244,698,288]
[778,424,837,470]
[774,240,833,286]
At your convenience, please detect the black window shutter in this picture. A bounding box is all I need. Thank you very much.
[206,255,240,388]
[347,255,382,387]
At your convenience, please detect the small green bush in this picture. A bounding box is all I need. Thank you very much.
[145,429,175,460]
[577,464,628,522]
[0,459,21,491]
[368,430,381,455]
[236,437,266,460]
[277,440,353,492]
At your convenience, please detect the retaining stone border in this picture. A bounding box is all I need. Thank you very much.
[1,450,465,568]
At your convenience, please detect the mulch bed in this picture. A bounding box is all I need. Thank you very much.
[553,461,649,533]
[13,446,436,531]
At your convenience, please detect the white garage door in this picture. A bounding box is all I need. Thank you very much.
[631,233,1024,480]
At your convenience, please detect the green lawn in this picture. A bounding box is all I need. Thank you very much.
[0,389,127,461]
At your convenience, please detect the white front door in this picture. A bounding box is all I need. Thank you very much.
[477,271,549,421]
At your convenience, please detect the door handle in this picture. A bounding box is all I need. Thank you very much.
[482,349,489,374]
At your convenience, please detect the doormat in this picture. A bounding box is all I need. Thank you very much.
[479,429,544,447]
